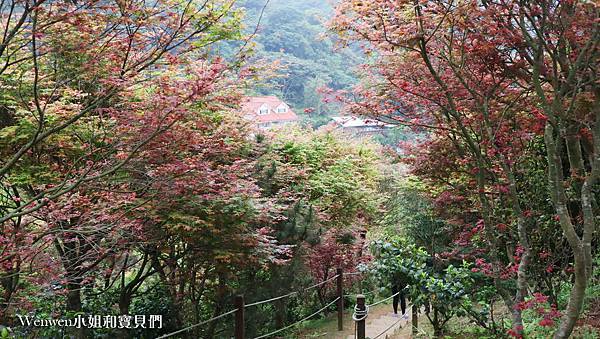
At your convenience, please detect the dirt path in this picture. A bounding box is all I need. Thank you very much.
[344,310,411,339]
[298,302,415,339]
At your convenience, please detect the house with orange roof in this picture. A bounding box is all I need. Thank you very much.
[240,96,299,130]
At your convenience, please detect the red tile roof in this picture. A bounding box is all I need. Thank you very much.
[240,96,299,123]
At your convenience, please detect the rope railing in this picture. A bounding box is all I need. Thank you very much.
[352,291,413,339]
[372,303,412,339]
[156,309,237,339]
[344,283,393,298]
[245,274,339,308]
[155,273,341,338]
[245,291,298,308]
[352,303,369,322]
[153,269,416,339]
[367,291,401,308]
[305,274,340,290]
[351,290,402,322]
[371,307,410,339]
[253,296,340,339]
[343,271,364,276]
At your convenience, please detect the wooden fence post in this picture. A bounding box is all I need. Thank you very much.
[235,295,245,339]
[356,294,366,339]
[337,267,343,331]
[412,304,418,335]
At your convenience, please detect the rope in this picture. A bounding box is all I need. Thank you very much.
[344,282,395,298]
[343,271,363,276]
[305,274,340,291]
[246,291,298,307]
[372,315,404,339]
[158,274,342,338]
[352,303,369,322]
[253,297,340,339]
[245,274,339,308]
[352,302,369,338]
[367,291,400,308]
[156,309,237,339]
[160,272,406,339]
[371,304,412,339]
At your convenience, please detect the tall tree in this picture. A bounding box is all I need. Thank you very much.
[0,0,252,333]
[0,0,243,223]
[477,3,599,336]
[330,1,598,337]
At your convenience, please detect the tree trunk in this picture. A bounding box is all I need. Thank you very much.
[554,252,588,338]
[275,298,285,329]
[432,308,442,338]
[0,270,18,324]
[66,283,82,312]
[545,118,599,339]
[66,281,87,339]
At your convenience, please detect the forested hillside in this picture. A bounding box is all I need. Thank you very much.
[0,0,598,339]
[236,0,363,126]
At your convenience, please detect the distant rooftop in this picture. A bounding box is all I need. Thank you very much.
[331,116,394,128]
[240,96,299,125]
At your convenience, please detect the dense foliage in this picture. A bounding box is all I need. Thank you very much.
[0,0,377,337]
[331,0,599,338]
[0,0,598,338]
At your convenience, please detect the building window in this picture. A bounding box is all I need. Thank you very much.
[277,106,287,113]
[258,107,269,115]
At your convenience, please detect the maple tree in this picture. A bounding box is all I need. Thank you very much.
[0,0,595,337]
[0,0,244,223]
[127,108,296,336]
[478,3,599,337]
[330,0,598,337]
[0,0,272,336]
[306,228,366,308]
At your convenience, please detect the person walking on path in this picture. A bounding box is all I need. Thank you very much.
[391,273,409,318]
